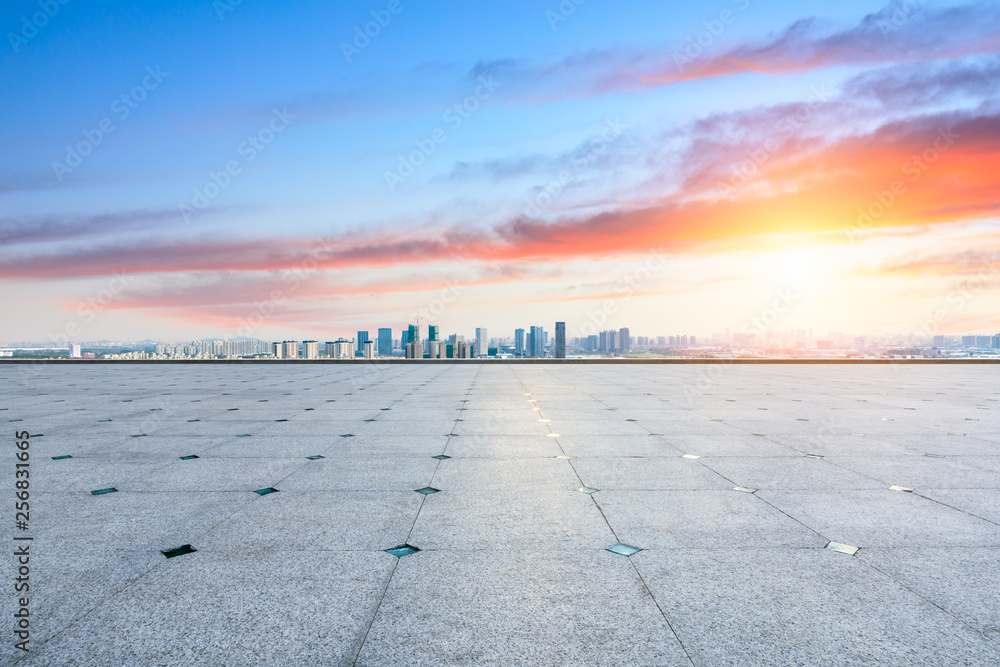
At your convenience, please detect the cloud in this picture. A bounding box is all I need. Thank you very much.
[0,209,198,246]
[643,2,1000,85]
[5,105,1000,283]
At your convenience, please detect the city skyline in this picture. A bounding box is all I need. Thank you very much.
[3,1,999,341]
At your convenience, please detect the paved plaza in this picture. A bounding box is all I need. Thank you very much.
[1,362,999,665]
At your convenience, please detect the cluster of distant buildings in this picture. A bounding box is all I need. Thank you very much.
[4,327,999,360]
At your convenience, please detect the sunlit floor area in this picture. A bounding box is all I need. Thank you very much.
[2,363,999,665]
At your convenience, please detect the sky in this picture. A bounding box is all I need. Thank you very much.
[1,0,999,343]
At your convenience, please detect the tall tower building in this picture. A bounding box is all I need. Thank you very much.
[530,326,544,357]
[515,328,525,356]
[377,328,392,357]
[476,328,489,358]
[363,340,375,359]
[303,341,319,359]
[619,327,630,354]
[356,331,369,357]
[555,322,566,358]
[283,341,299,359]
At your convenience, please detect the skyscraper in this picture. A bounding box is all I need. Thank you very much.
[476,328,488,358]
[303,340,319,359]
[530,326,544,357]
[555,322,566,358]
[356,331,369,356]
[619,327,630,354]
[377,328,392,357]
[515,328,525,356]
[407,324,419,348]
[363,340,375,359]
[282,341,298,359]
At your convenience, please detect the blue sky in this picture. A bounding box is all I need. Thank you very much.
[2,0,999,342]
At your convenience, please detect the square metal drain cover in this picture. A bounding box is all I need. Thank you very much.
[385,544,420,558]
[432,455,451,460]
[254,487,279,496]
[606,543,642,557]
[179,455,199,460]
[415,487,440,495]
[826,542,859,556]
[733,486,757,494]
[306,455,325,460]
[162,544,197,559]
[91,488,117,495]
[52,455,72,460]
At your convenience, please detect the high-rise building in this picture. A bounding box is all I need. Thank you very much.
[356,331,369,356]
[282,341,299,359]
[272,342,283,358]
[363,340,375,359]
[476,328,489,358]
[514,328,525,356]
[428,340,443,358]
[619,327,630,353]
[377,328,392,357]
[405,341,422,359]
[303,341,319,359]
[407,324,419,348]
[68,343,82,358]
[555,322,566,358]
[418,320,428,349]
[530,326,544,357]
[428,325,439,342]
